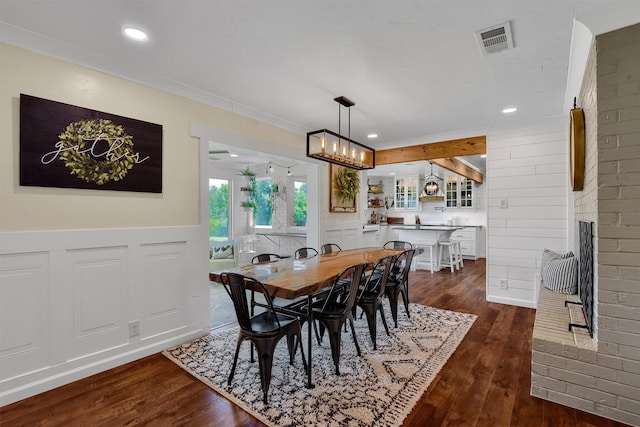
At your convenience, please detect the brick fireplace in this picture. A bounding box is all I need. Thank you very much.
[531,23,640,426]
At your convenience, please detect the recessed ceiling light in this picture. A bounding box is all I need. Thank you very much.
[368,133,378,139]
[502,107,517,114]
[229,154,238,157]
[480,154,487,158]
[123,27,148,41]
[389,172,396,175]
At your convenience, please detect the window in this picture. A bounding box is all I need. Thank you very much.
[293,181,307,226]
[209,178,229,240]
[254,178,272,226]
[394,176,419,210]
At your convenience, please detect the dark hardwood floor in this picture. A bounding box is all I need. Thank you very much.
[1,259,630,426]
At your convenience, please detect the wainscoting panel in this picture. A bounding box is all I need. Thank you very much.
[0,252,50,379]
[0,226,208,406]
[141,242,187,338]
[321,220,364,251]
[67,247,128,360]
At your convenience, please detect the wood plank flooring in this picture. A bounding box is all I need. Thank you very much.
[1,259,630,426]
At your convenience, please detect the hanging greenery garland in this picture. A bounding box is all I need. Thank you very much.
[334,166,360,202]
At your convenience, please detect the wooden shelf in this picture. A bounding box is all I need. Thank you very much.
[419,196,444,202]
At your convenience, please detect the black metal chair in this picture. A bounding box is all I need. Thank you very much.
[355,254,394,350]
[383,240,413,250]
[295,247,319,259]
[221,272,307,404]
[383,240,414,278]
[251,253,282,264]
[385,249,416,327]
[311,263,367,375]
[321,243,342,254]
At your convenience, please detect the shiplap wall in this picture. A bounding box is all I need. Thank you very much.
[486,118,569,307]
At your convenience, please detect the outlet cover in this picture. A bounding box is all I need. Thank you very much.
[128,320,140,337]
[499,279,508,290]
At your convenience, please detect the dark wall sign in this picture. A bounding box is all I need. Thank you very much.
[20,94,162,193]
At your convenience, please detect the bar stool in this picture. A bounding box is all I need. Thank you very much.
[439,240,462,272]
[415,243,438,273]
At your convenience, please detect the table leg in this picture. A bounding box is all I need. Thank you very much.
[305,294,315,388]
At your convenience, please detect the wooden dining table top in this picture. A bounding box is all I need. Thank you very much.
[208,247,403,299]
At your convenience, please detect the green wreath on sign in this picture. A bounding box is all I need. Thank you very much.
[334,166,360,203]
[58,119,136,185]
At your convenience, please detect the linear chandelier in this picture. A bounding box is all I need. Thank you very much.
[306,96,375,170]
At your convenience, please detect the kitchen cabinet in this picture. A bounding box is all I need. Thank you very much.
[362,229,380,247]
[394,176,419,210]
[450,227,479,259]
[445,174,474,208]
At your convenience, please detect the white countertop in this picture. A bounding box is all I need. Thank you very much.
[370,223,484,227]
[393,225,462,231]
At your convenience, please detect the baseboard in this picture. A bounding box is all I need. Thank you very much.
[486,294,537,309]
[0,329,207,406]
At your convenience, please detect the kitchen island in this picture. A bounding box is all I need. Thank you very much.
[394,225,462,271]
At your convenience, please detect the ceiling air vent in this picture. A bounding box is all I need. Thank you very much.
[475,21,514,55]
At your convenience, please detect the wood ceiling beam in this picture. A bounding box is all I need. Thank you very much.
[431,158,483,184]
[375,135,485,183]
[376,136,486,164]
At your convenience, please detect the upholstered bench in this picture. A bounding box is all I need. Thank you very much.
[210,240,238,272]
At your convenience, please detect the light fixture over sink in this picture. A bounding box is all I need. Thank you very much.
[307,96,375,170]
[423,161,443,196]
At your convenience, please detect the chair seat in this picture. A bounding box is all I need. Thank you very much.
[249,311,299,334]
[357,289,380,302]
[309,300,347,316]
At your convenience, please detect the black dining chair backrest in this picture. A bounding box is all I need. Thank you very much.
[383,240,413,250]
[321,243,342,254]
[222,273,276,332]
[251,253,281,264]
[295,247,319,259]
[360,254,395,298]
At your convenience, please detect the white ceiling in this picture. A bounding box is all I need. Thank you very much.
[1,1,638,172]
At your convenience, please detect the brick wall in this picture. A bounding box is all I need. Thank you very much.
[595,23,640,423]
[532,23,640,426]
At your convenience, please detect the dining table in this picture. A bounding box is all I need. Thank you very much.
[209,246,407,388]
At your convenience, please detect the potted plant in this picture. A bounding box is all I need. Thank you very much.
[240,180,256,192]
[240,200,256,209]
[240,166,256,177]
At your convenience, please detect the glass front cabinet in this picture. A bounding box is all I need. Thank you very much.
[445,174,474,208]
[395,176,419,210]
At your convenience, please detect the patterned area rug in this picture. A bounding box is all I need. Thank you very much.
[164,304,476,427]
